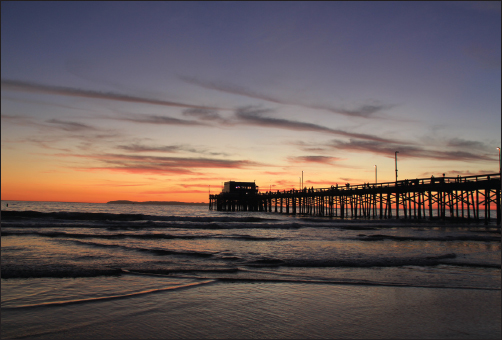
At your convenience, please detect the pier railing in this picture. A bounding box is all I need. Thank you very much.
[209,173,501,224]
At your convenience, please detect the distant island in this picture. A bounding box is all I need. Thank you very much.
[107,200,207,206]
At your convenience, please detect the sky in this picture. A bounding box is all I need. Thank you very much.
[1,1,501,204]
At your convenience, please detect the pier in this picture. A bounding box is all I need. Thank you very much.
[209,174,501,224]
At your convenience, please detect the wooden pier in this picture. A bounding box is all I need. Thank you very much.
[209,174,501,224]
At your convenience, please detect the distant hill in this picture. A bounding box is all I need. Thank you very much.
[107,200,207,206]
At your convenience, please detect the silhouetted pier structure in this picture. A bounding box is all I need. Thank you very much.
[209,174,501,224]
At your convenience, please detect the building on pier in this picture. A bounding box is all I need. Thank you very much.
[209,181,260,212]
[222,181,258,194]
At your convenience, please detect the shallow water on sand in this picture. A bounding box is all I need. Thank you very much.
[2,278,500,339]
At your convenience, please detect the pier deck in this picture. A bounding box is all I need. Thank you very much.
[209,174,501,224]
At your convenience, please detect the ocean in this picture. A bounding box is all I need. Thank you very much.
[1,200,501,339]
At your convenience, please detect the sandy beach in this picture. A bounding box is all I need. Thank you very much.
[2,280,500,339]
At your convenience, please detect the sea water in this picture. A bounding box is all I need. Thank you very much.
[1,200,500,338]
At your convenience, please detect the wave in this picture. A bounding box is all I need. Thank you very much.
[1,267,124,279]
[214,276,500,290]
[242,254,501,269]
[0,263,239,279]
[1,230,278,241]
[357,234,501,242]
[121,268,501,290]
[1,210,277,223]
[121,268,501,291]
[2,221,304,230]
[2,279,216,310]
[2,255,498,280]
[66,239,216,257]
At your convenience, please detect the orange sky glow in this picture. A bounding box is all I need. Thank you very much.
[1,2,500,204]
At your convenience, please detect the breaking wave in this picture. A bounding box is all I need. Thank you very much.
[65,239,217,257]
[2,279,216,310]
[357,234,501,242]
[1,210,276,223]
[1,230,278,241]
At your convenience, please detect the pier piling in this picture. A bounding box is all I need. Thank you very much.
[209,174,501,224]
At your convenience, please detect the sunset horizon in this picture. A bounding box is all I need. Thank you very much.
[2,1,500,204]
[2,3,500,339]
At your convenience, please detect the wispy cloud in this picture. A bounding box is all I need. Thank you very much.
[2,95,90,111]
[288,155,342,164]
[46,119,100,132]
[115,113,206,126]
[304,179,341,186]
[116,142,229,156]
[263,171,291,175]
[141,189,209,195]
[25,137,74,152]
[117,143,182,153]
[60,153,264,176]
[3,114,104,133]
[419,169,499,177]
[1,114,37,126]
[180,76,394,118]
[235,106,399,143]
[106,105,400,144]
[178,183,210,189]
[1,79,223,110]
[89,180,150,188]
[2,114,122,151]
[182,108,226,122]
[327,139,495,161]
[446,138,490,151]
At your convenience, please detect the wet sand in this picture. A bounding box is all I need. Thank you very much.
[2,281,500,339]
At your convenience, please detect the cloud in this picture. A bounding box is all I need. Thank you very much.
[46,119,100,132]
[304,179,341,186]
[180,76,394,118]
[24,137,73,152]
[446,138,489,151]
[2,114,123,151]
[1,79,223,110]
[60,153,264,176]
[3,114,103,133]
[178,184,210,189]
[104,105,398,144]
[344,105,393,117]
[273,179,297,187]
[80,166,195,176]
[1,114,36,126]
[328,139,496,161]
[115,113,206,126]
[288,155,342,164]
[183,177,228,182]
[90,180,149,188]
[183,108,223,121]
[116,142,229,156]
[117,143,182,153]
[2,114,102,132]
[419,169,498,178]
[235,106,399,143]
[2,95,90,111]
[141,189,209,195]
[263,171,291,175]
